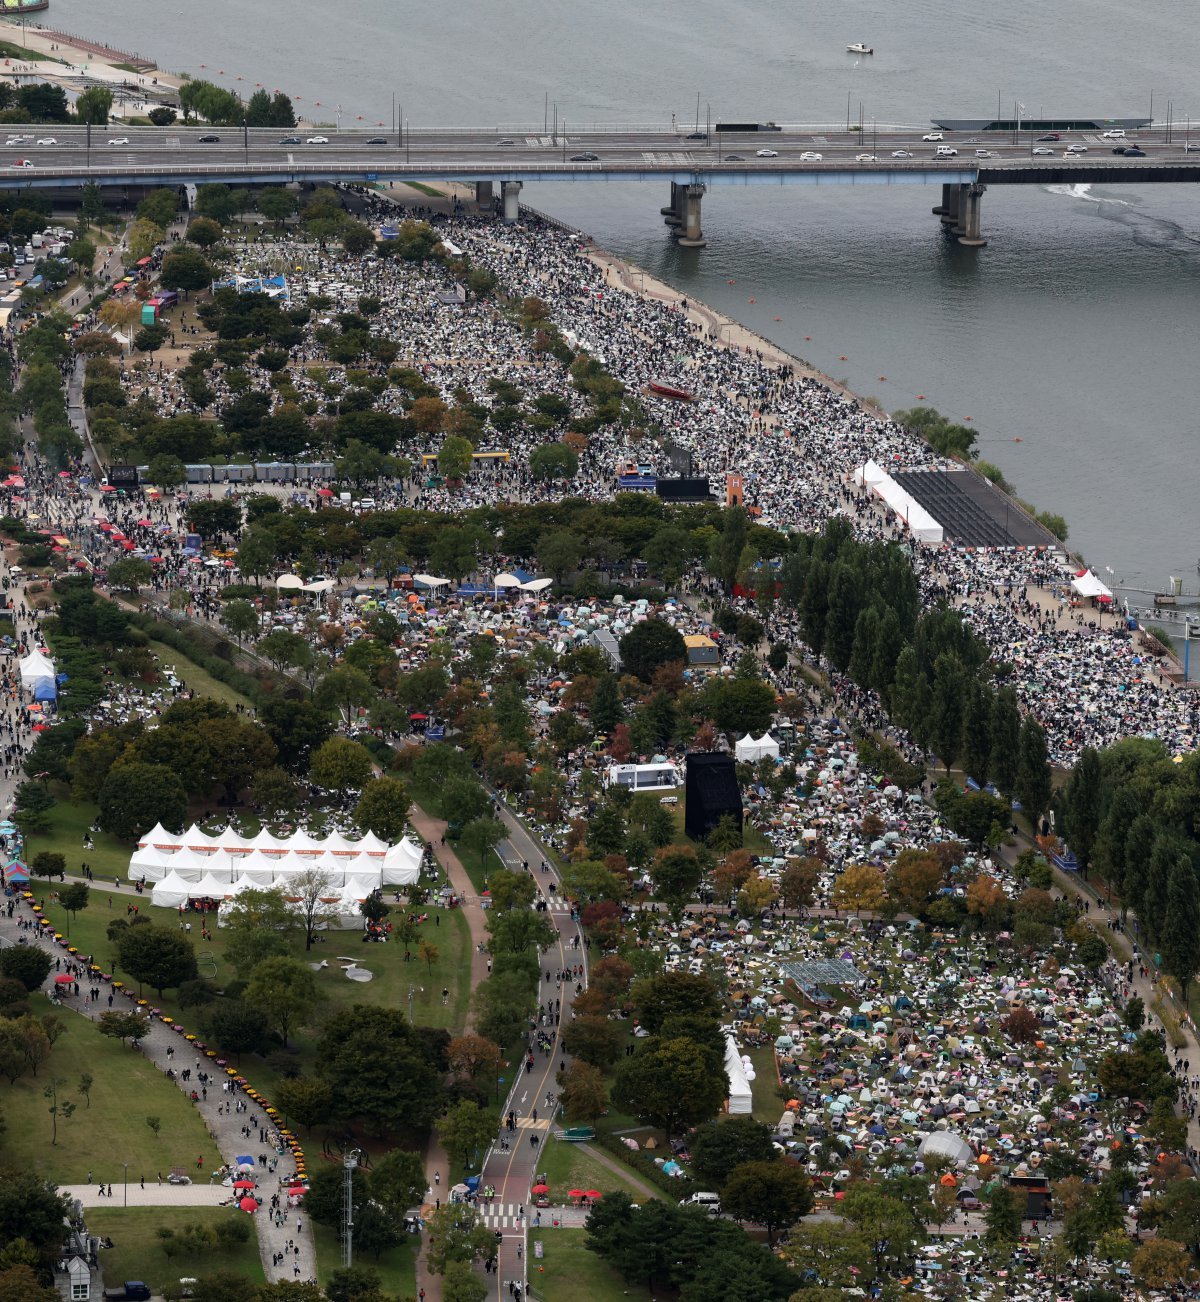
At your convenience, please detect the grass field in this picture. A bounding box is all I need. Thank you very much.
[536,1139,655,1205]
[33,885,472,1104]
[148,640,257,709]
[0,996,221,1183]
[25,799,134,882]
[87,1207,265,1294]
[311,1220,416,1297]
[534,1232,652,1302]
[747,1045,784,1125]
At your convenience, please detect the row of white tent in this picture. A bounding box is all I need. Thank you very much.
[854,461,945,545]
[137,822,393,856]
[150,868,393,910]
[735,733,781,763]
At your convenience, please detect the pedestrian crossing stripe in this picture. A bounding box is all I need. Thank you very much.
[476,1202,524,1225]
[514,1117,551,1129]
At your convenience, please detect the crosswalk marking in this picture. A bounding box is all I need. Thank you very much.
[514,1117,551,1130]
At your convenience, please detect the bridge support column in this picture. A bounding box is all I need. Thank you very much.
[954,183,987,247]
[674,183,706,248]
[474,181,493,210]
[662,182,682,226]
[939,184,961,226]
[501,180,522,224]
[932,182,952,216]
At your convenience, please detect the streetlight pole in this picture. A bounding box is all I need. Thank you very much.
[122,1162,128,1207]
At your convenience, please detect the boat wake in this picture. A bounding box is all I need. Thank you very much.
[1043,183,1130,207]
[1044,182,1200,254]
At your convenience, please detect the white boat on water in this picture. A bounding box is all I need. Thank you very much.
[847,43,874,54]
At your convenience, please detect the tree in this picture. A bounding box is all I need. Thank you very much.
[342,220,376,255]
[1016,716,1051,824]
[274,1075,333,1135]
[159,246,213,295]
[205,1000,270,1058]
[983,1185,1021,1248]
[557,1059,608,1121]
[438,434,475,481]
[720,1159,812,1246]
[447,1033,502,1083]
[619,618,686,682]
[424,1204,497,1275]
[258,187,298,227]
[309,736,374,793]
[57,882,89,937]
[438,1099,496,1170]
[561,1015,624,1068]
[1132,1238,1193,1291]
[691,1116,778,1188]
[611,1036,728,1140]
[418,940,439,975]
[74,84,114,125]
[96,1010,151,1047]
[443,1260,487,1302]
[315,665,374,725]
[537,529,583,584]
[649,845,703,915]
[458,818,506,880]
[219,599,259,646]
[245,956,322,1046]
[98,761,188,841]
[353,777,411,843]
[528,442,579,480]
[0,1265,58,1302]
[0,1173,71,1269]
[831,863,886,915]
[127,217,165,262]
[105,557,154,591]
[1161,855,1200,1004]
[0,945,50,993]
[316,1005,445,1133]
[117,924,198,996]
[368,1149,426,1224]
[290,868,340,951]
[147,454,187,492]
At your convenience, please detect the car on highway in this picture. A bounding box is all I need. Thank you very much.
[891,149,914,158]
[1187,143,1200,153]
[569,152,599,161]
[975,148,997,157]
[4,136,30,146]
[1037,133,1061,141]
[685,131,708,141]
[1032,147,1054,155]
[756,148,779,157]
[107,138,130,146]
[1065,144,1087,152]
[279,136,301,145]
[724,154,745,161]
[935,146,958,157]
[495,139,515,147]
[35,138,57,146]
[922,131,944,141]
[1120,147,1146,156]
[1102,129,1126,139]
[306,136,329,144]
[198,134,220,143]
[799,151,823,161]
[9,159,32,169]
[366,137,387,145]
[855,153,876,161]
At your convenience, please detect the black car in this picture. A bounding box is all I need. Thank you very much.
[1037,133,1060,142]
[279,136,301,145]
[1122,147,1146,156]
[685,131,708,141]
[569,152,599,162]
[366,136,388,145]
[724,154,745,161]
[198,134,220,143]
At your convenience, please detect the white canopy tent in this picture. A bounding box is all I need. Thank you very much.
[137,823,183,850]
[855,460,944,545]
[723,1033,753,1115]
[276,574,305,591]
[1071,569,1114,601]
[19,649,56,693]
[151,870,197,909]
[735,733,781,763]
[380,838,423,886]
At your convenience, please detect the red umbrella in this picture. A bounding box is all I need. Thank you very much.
[99,485,117,492]
[531,1183,549,1194]
[233,1179,255,1189]
[568,1189,585,1199]
[585,1190,602,1199]
[238,1197,259,1212]
[54,973,74,985]
[316,488,334,498]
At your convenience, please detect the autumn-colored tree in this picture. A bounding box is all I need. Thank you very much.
[1000,1006,1041,1043]
[447,1033,502,1082]
[607,724,633,763]
[737,875,779,916]
[831,863,886,915]
[780,858,821,912]
[1132,1238,1193,1291]
[886,851,945,915]
[965,873,1008,925]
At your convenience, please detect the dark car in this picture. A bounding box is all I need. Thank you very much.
[685,131,708,141]
[569,152,599,162]
[366,136,387,145]
[1037,133,1060,141]
[198,134,220,143]
[279,136,301,145]
[1122,147,1146,156]
[724,153,745,160]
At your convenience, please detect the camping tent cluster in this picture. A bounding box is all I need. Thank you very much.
[132,824,423,888]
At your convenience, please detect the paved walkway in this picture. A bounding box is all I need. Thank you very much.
[62,1182,236,1208]
[0,901,316,1284]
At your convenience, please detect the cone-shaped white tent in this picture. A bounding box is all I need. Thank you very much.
[151,869,196,908]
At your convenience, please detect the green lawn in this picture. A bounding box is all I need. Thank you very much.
[26,799,133,883]
[88,1207,265,1293]
[0,996,221,1183]
[537,1140,656,1205]
[34,886,472,1105]
[311,1220,416,1297]
[534,1232,652,1302]
[666,801,771,854]
[148,639,257,709]
[747,1045,784,1125]
[0,39,54,61]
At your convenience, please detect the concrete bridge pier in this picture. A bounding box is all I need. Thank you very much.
[932,182,953,216]
[954,183,987,247]
[939,184,961,227]
[474,180,494,210]
[501,180,522,224]
[674,183,706,248]
[662,181,682,227]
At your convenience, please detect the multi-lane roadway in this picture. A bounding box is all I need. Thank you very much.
[0,124,1198,188]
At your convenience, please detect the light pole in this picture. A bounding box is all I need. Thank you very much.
[407,984,415,1025]
[122,1162,128,1206]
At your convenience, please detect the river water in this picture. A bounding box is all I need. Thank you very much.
[47,0,1200,600]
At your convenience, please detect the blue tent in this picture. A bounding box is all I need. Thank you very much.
[33,679,57,702]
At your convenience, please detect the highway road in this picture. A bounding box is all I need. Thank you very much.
[0,123,1197,186]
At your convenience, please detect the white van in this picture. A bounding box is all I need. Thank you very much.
[681,1192,721,1214]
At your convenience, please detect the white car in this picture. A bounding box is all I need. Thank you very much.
[1066,143,1087,152]
[1032,146,1054,156]
[1101,130,1126,139]
[107,137,130,146]
[891,149,914,158]
[975,149,997,158]
[855,152,876,162]
[755,148,779,157]
[306,135,329,144]
[35,138,57,146]
[922,132,944,141]
[4,136,30,147]
[799,151,823,161]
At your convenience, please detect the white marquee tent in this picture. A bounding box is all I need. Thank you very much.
[723,1033,753,1115]
[735,733,781,763]
[854,460,944,545]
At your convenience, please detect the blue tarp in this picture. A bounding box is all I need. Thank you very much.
[32,679,56,702]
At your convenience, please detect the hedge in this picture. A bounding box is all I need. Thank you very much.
[592,1128,695,1200]
[130,612,272,704]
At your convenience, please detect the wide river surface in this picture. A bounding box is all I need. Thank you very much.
[47,0,1200,603]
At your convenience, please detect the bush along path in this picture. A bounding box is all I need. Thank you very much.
[0,893,317,1286]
